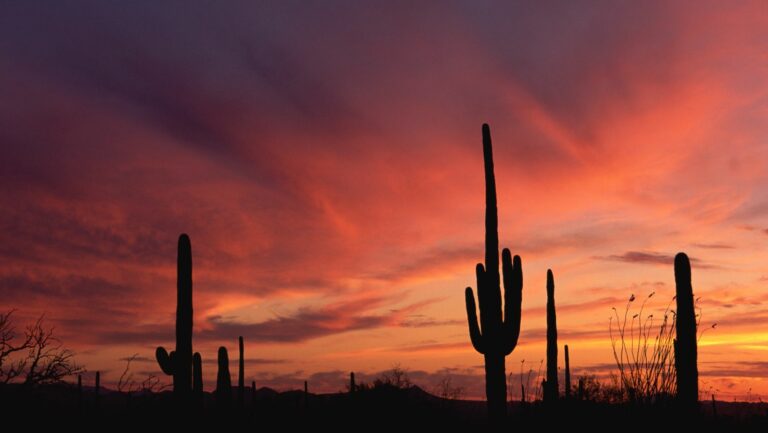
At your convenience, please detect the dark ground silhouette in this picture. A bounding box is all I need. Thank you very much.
[1,381,767,431]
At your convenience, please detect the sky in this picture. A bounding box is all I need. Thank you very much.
[1,1,768,400]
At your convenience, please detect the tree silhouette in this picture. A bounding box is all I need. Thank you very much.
[0,310,83,385]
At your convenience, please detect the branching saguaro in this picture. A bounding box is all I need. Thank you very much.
[465,123,523,422]
[674,252,698,407]
[156,234,194,397]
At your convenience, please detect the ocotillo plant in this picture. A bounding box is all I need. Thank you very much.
[156,234,194,396]
[564,344,571,400]
[544,270,558,403]
[216,346,232,407]
[192,352,203,394]
[238,336,245,407]
[464,123,523,422]
[674,252,698,406]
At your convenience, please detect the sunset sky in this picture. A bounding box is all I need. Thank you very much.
[2,1,768,400]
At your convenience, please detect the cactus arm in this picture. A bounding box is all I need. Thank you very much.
[156,347,175,375]
[465,287,484,354]
[502,250,522,355]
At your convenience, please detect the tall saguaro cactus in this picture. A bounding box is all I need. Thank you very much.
[465,124,523,422]
[545,270,558,403]
[674,252,698,406]
[156,234,194,396]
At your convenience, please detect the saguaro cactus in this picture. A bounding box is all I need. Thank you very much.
[350,372,356,394]
[465,124,523,422]
[238,336,245,407]
[156,234,194,396]
[674,252,698,406]
[564,344,571,400]
[216,346,232,406]
[544,270,558,403]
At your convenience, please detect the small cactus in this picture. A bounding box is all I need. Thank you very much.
[95,371,100,409]
[674,252,698,407]
[464,124,523,422]
[156,234,194,397]
[350,372,356,394]
[238,336,245,407]
[544,270,559,403]
[192,352,203,394]
[216,346,232,407]
[564,344,571,400]
[77,374,82,410]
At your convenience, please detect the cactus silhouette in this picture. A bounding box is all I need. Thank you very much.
[238,336,245,407]
[94,371,100,409]
[156,234,194,396]
[350,372,356,394]
[564,344,571,400]
[464,123,523,422]
[578,378,584,401]
[216,346,232,406]
[544,269,558,403]
[674,252,698,406]
[193,352,203,394]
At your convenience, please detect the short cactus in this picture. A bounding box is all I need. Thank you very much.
[238,336,245,407]
[564,344,571,400]
[192,352,203,394]
[216,346,232,406]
